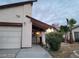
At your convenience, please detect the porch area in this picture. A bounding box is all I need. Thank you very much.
[26,15,53,46]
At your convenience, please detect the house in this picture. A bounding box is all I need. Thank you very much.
[0,0,56,49]
[67,25,79,42]
[26,15,57,45]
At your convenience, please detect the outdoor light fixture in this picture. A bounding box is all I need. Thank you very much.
[16,15,20,18]
[46,28,54,33]
[36,32,40,35]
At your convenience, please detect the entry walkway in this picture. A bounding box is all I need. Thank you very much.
[16,45,52,58]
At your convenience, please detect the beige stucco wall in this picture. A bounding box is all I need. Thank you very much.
[67,27,79,41]
[0,4,32,47]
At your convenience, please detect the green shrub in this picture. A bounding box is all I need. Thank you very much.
[46,32,63,51]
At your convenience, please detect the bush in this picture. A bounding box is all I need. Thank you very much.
[46,32,63,51]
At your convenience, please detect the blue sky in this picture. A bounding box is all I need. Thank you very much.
[32,0,79,25]
[0,0,79,25]
[0,0,27,5]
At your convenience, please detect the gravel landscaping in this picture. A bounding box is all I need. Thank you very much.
[45,42,79,58]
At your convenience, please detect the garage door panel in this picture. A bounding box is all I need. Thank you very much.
[0,32,21,36]
[0,40,20,44]
[0,39,20,43]
[0,27,21,49]
[0,35,21,38]
[0,44,20,48]
[0,27,21,30]
[0,36,21,40]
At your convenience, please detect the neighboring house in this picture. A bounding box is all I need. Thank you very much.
[0,0,56,49]
[52,24,60,30]
[67,26,79,42]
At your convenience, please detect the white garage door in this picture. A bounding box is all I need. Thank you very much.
[0,26,21,49]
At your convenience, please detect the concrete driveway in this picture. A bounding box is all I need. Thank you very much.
[16,45,52,58]
[0,49,20,58]
[0,45,52,58]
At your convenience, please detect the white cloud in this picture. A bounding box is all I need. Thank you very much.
[32,0,79,25]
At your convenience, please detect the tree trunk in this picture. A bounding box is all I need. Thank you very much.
[69,30,73,43]
[64,33,67,43]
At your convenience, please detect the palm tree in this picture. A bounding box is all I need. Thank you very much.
[66,18,76,43]
[60,25,69,43]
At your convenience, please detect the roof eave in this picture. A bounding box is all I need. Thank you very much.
[26,15,58,31]
[0,0,37,9]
